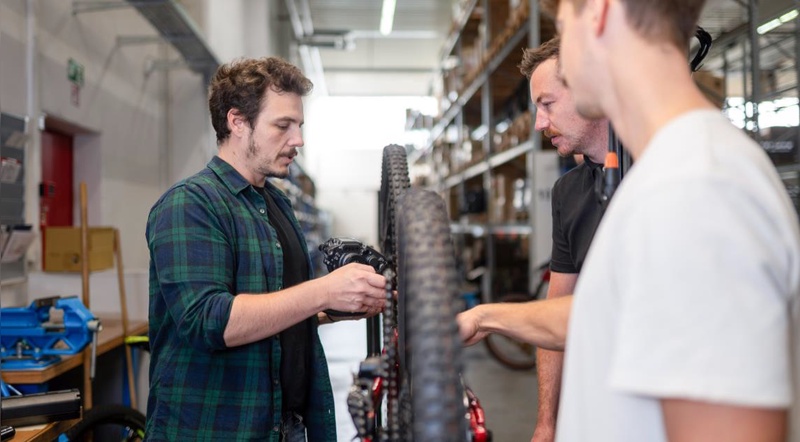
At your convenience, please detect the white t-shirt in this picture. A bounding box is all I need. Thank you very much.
[556,110,800,442]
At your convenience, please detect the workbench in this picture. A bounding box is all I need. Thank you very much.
[1,315,148,441]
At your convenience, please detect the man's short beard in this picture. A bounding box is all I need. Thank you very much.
[268,170,290,179]
[248,138,289,179]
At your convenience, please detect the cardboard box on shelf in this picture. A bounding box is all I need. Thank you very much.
[491,174,507,223]
[44,227,115,272]
[489,0,511,42]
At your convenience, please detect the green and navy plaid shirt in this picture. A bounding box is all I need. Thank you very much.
[145,156,336,441]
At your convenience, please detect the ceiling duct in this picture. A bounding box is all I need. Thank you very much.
[299,30,354,50]
[122,0,220,80]
[284,0,330,95]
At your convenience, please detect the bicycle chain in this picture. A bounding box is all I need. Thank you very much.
[381,269,399,442]
[348,269,399,441]
[347,373,375,439]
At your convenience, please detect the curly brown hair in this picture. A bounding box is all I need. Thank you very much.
[208,57,313,144]
[541,0,706,50]
[519,37,560,79]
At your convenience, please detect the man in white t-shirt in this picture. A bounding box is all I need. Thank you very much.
[457,0,800,440]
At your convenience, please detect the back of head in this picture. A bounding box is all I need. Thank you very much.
[519,36,560,79]
[542,0,707,50]
[208,57,313,144]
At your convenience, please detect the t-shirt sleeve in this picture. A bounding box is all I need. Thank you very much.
[550,180,579,274]
[608,181,793,408]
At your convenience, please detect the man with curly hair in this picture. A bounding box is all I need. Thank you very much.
[146,57,385,441]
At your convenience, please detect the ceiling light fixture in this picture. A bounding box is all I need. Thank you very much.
[380,0,397,36]
[757,9,798,35]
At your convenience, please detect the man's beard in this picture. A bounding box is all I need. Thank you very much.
[247,137,258,158]
[247,138,290,178]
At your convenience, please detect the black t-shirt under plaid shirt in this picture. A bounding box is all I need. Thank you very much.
[258,186,312,415]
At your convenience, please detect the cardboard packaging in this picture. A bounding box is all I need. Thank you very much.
[43,227,115,272]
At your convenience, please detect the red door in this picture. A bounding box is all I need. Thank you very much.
[40,130,74,229]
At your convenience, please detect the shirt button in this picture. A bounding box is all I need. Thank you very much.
[277,285,283,290]
[259,208,265,214]
[276,242,281,249]
[273,425,280,432]
[273,379,280,385]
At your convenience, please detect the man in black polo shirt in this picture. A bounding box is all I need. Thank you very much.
[521,35,608,442]
[463,36,609,442]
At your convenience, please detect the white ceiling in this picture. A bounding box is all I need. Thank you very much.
[293,0,452,96]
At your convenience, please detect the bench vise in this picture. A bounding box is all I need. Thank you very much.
[0,296,102,373]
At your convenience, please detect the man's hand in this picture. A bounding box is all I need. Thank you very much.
[458,297,571,350]
[322,263,387,313]
[457,306,489,346]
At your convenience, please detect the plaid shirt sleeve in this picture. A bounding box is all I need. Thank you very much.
[145,158,336,441]
[147,180,234,352]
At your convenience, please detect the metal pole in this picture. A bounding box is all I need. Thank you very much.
[795,0,800,167]
[454,35,468,288]
[742,35,751,131]
[722,47,730,110]
[455,37,466,218]
[481,0,494,303]
[749,0,761,139]
[527,0,541,294]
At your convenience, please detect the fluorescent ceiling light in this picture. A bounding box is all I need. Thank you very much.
[781,10,799,23]
[758,9,798,34]
[380,0,397,36]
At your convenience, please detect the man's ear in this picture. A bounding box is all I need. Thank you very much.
[589,0,611,37]
[227,109,248,138]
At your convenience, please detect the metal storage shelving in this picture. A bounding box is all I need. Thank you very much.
[413,0,800,301]
[410,0,556,301]
[0,113,30,287]
[698,0,800,213]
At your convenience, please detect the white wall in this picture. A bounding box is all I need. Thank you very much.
[205,0,290,63]
[0,1,218,304]
[313,150,381,247]
[304,96,436,247]
[0,0,294,414]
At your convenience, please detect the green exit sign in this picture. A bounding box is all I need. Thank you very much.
[68,58,84,87]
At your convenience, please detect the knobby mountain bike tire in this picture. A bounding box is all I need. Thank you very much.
[64,404,145,441]
[379,144,411,267]
[396,188,468,442]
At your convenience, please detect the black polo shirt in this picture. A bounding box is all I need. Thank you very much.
[550,157,606,274]
[259,186,312,415]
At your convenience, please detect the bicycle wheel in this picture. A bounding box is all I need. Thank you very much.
[396,188,467,442]
[484,293,537,370]
[65,404,145,441]
[379,144,410,266]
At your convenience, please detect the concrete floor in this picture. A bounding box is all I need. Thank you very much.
[320,319,539,441]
